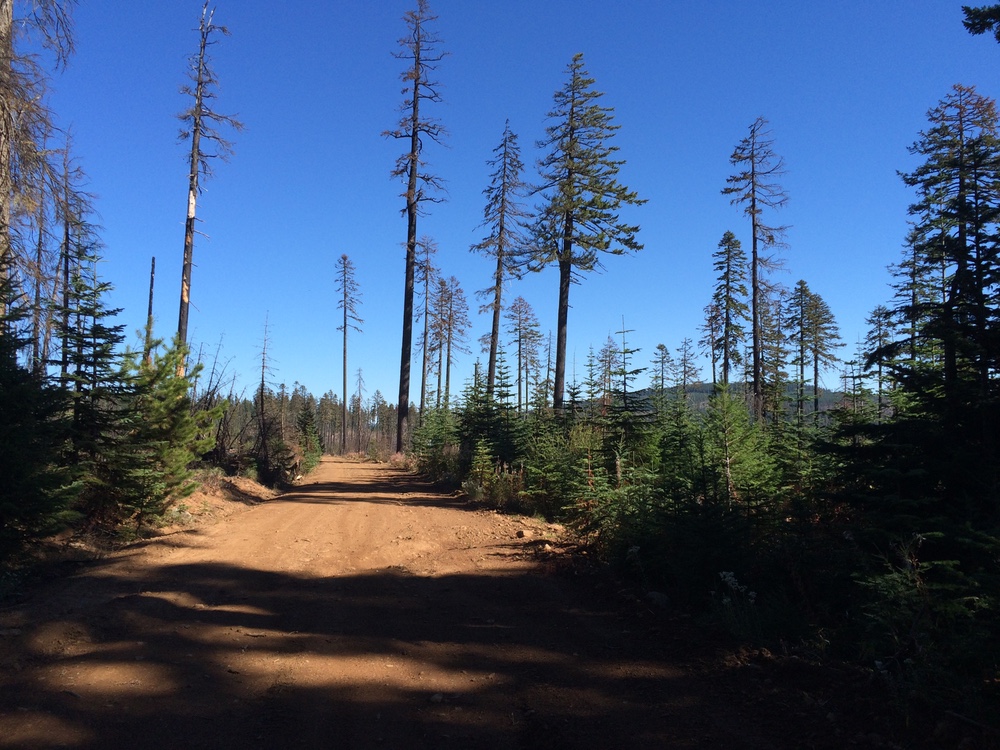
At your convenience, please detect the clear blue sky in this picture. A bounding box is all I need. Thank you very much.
[44,1,998,404]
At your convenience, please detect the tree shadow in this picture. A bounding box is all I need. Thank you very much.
[279,468,472,511]
[0,553,789,749]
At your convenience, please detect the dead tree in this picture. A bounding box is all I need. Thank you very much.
[176,2,242,373]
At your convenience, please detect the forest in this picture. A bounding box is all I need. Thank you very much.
[1,0,999,731]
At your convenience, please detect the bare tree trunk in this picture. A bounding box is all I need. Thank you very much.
[59,163,70,381]
[0,0,14,316]
[749,176,763,421]
[396,62,421,453]
[342,290,348,454]
[516,320,523,412]
[177,29,205,371]
[435,324,443,410]
[553,249,572,413]
[444,298,453,410]
[487,251,502,395]
[176,3,241,375]
[419,270,430,418]
[387,3,445,451]
[144,256,155,363]
[31,199,46,370]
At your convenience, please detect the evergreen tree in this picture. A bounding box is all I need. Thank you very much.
[709,230,749,386]
[0,252,72,560]
[804,288,841,418]
[531,53,644,413]
[887,225,943,367]
[699,303,721,387]
[429,276,469,409]
[416,235,438,418]
[456,362,500,470]
[656,379,702,503]
[127,336,221,524]
[604,322,652,474]
[61,241,150,527]
[703,386,775,509]
[863,304,895,420]
[335,253,363,453]
[963,4,1000,42]
[898,84,1000,416]
[384,0,446,452]
[472,120,529,395]
[597,334,621,413]
[491,347,525,465]
[504,295,541,413]
[839,86,1000,697]
[758,289,790,425]
[722,118,788,420]
[296,401,322,470]
[649,343,674,419]
[675,337,701,402]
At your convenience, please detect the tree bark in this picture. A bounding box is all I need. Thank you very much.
[144,256,155,364]
[552,205,575,413]
[395,30,422,454]
[176,15,207,374]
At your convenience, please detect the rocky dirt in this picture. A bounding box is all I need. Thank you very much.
[0,457,985,749]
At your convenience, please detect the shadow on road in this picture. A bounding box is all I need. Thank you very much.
[283,467,470,510]
[0,552,774,749]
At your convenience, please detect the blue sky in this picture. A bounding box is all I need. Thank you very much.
[44,1,998,404]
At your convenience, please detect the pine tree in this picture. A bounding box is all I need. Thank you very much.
[722,118,788,421]
[709,230,749,386]
[888,226,942,367]
[472,120,528,395]
[703,386,775,508]
[604,321,651,474]
[504,295,541,413]
[127,336,220,525]
[456,362,499,470]
[492,347,525,465]
[649,343,675,420]
[869,84,1000,512]
[384,0,446,453]
[429,276,469,409]
[675,337,701,402]
[804,289,841,419]
[700,303,721,387]
[899,84,1000,414]
[531,53,645,413]
[0,250,72,559]
[61,239,151,527]
[863,304,895,420]
[296,400,321,470]
[335,254,363,453]
[758,289,790,425]
[416,235,438,418]
[963,4,1000,42]
[835,87,1000,696]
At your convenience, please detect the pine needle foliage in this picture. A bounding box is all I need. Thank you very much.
[0,258,74,560]
[531,53,645,412]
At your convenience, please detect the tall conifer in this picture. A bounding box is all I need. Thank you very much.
[722,118,788,421]
[384,0,446,452]
[531,53,644,413]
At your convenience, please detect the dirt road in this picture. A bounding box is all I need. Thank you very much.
[0,458,896,749]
